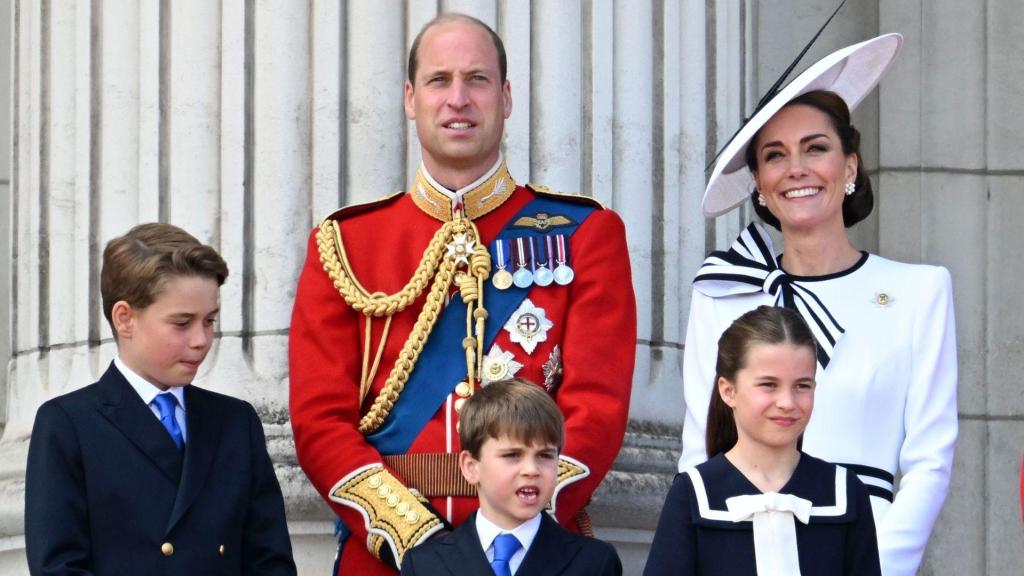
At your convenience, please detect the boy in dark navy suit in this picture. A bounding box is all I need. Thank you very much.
[25,223,296,575]
[400,378,621,576]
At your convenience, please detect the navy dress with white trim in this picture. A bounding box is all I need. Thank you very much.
[644,453,880,576]
[679,234,958,576]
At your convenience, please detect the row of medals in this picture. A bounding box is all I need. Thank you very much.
[490,235,574,290]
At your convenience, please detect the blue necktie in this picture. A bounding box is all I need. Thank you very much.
[490,533,521,576]
[153,393,184,449]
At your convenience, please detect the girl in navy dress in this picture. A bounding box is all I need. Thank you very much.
[681,34,956,576]
[645,306,880,576]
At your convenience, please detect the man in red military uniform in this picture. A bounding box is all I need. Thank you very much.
[289,13,636,575]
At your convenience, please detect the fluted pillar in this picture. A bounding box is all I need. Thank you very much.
[19,1,1024,575]
[877,1,1024,573]
[1,2,723,572]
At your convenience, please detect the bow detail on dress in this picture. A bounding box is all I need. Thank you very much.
[693,222,845,368]
[726,492,813,576]
[726,492,812,524]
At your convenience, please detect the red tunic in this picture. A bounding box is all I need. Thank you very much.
[289,178,636,575]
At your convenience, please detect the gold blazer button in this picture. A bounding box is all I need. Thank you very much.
[161,542,174,556]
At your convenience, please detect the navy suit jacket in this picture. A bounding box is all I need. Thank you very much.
[400,511,622,576]
[25,362,296,576]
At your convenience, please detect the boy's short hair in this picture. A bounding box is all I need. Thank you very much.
[458,378,564,458]
[101,223,229,336]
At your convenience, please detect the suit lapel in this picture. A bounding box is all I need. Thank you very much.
[165,385,222,534]
[96,363,183,485]
[516,513,582,576]
[437,512,495,576]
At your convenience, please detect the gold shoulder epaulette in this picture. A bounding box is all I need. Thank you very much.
[548,455,591,517]
[319,191,405,226]
[526,183,605,210]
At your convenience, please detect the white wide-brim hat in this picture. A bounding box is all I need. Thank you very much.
[702,33,903,218]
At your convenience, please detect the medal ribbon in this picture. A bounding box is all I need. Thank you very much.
[555,234,568,265]
[538,235,552,268]
[493,238,508,270]
[515,237,528,271]
[365,196,597,455]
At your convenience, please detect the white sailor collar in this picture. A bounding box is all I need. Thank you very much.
[682,452,860,529]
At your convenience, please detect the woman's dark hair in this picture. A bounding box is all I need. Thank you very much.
[744,90,874,230]
[705,305,817,458]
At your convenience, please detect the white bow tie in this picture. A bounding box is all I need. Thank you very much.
[726,492,813,576]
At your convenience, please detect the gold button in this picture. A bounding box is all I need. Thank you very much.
[454,398,466,413]
[396,502,410,516]
[455,381,472,398]
[161,542,174,556]
[877,293,890,305]
[218,544,225,556]
[377,484,392,498]
[405,511,420,524]
[368,474,383,488]
[487,361,506,377]
[386,494,400,507]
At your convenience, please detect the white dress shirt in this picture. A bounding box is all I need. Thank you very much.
[475,510,542,575]
[115,356,188,442]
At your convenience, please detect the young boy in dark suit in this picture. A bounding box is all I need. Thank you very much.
[25,223,296,575]
[400,378,621,576]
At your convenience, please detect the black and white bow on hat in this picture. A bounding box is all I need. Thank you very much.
[694,223,845,368]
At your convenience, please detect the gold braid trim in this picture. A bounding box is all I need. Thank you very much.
[556,456,590,485]
[317,216,490,434]
[548,455,591,517]
[317,218,451,317]
[329,464,443,566]
[358,257,454,433]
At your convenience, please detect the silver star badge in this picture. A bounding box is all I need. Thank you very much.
[446,233,475,266]
[504,298,554,355]
[543,345,563,393]
[482,345,524,384]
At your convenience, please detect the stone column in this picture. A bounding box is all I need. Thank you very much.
[878,1,1024,573]
[13,1,1019,575]
[0,0,12,443]
[1,1,728,573]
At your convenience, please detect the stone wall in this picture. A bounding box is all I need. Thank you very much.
[1,0,12,437]
[3,1,1022,575]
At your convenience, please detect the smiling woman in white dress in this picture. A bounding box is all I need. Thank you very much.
[678,34,958,576]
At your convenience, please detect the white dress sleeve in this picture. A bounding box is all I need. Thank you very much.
[878,266,958,576]
[678,289,721,471]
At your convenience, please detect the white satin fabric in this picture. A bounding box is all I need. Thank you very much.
[726,492,812,576]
